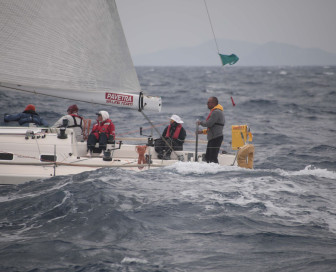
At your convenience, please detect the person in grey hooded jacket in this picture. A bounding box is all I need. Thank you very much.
[52,104,84,141]
[197,97,225,163]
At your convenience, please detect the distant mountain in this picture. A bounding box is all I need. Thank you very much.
[243,42,336,66]
[133,39,336,66]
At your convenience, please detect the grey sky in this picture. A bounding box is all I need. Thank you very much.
[116,0,336,55]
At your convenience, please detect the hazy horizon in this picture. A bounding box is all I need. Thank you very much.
[116,0,336,58]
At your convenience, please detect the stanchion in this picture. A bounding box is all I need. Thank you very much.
[195,122,199,162]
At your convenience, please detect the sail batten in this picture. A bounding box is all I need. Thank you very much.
[0,0,160,110]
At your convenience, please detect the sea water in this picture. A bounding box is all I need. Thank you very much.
[0,66,336,271]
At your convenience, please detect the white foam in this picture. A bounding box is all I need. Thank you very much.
[166,161,245,175]
[46,190,72,223]
[278,165,336,180]
[121,257,148,264]
[324,72,334,75]
[205,88,214,93]
[325,216,336,234]
[0,180,73,203]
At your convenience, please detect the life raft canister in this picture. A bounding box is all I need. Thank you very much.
[237,144,254,169]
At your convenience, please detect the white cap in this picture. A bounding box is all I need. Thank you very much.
[170,114,184,124]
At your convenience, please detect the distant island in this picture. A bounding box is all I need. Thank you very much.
[133,39,336,66]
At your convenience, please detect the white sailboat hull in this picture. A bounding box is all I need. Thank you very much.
[0,127,237,185]
[0,1,247,186]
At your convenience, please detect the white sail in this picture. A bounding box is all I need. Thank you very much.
[0,0,161,111]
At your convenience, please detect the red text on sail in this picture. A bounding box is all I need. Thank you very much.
[105,92,133,106]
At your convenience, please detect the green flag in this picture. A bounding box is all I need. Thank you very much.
[219,53,239,66]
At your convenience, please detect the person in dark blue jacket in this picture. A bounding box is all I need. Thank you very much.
[155,114,186,160]
[4,104,49,127]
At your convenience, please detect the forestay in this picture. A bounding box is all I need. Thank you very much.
[0,0,161,111]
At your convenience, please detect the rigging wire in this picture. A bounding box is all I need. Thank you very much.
[203,0,239,67]
[203,0,220,54]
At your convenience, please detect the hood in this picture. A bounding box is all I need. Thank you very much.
[212,104,223,111]
[98,110,109,121]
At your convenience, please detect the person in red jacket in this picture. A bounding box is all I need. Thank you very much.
[87,110,115,156]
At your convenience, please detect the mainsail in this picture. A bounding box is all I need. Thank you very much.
[0,0,161,111]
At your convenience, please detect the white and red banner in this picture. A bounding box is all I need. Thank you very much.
[105,92,133,106]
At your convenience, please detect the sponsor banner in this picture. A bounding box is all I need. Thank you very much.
[105,92,134,106]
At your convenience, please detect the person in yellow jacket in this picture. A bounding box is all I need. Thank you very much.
[197,97,225,163]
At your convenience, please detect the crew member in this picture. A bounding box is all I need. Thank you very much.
[4,104,49,127]
[197,97,225,163]
[155,114,186,160]
[87,111,115,156]
[52,104,84,141]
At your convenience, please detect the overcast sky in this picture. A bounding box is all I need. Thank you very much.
[116,0,336,56]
